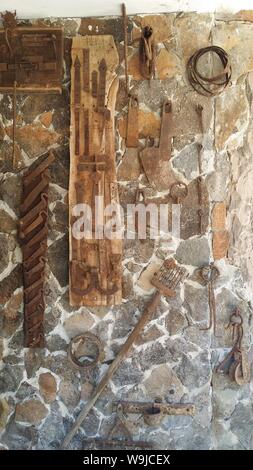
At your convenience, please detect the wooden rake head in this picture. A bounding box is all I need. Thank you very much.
[151,258,188,298]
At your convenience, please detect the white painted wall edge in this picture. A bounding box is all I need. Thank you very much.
[0,0,252,20]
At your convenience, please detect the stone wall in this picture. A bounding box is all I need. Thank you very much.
[0,11,253,450]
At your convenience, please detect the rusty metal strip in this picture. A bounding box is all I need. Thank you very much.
[74,55,81,105]
[20,152,54,348]
[83,109,89,155]
[24,151,55,186]
[75,109,80,155]
[91,70,98,97]
[20,175,49,212]
[97,59,107,112]
[83,49,90,92]
[113,401,195,416]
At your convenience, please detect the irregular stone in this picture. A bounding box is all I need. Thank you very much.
[38,375,56,404]
[212,231,229,260]
[39,111,53,128]
[230,402,253,449]
[3,292,23,322]
[1,418,39,450]
[136,324,163,345]
[175,13,213,61]
[118,109,160,139]
[59,379,80,410]
[80,409,100,437]
[49,146,69,190]
[8,329,24,351]
[111,303,140,340]
[0,141,23,173]
[144,364,184,401]
[0,365,23,393]
[0,399,9,430]
[44,304,62,335]
[16,382,38,401]
[38,407,64,450]
[6,124,61,159]
[20,93,68,123]
[47,334,67,352]
[63,311,95,339]
[0,209,17,233]
[215,82,249,151]
[175,351,211,389]
[117,148,141,181]
[24,349,46,379]
[175,237,210,266]
[212,202,227,230]
[173,143,200,181]
[52,201,68,232]
[184,283,209,323]
[15,400,48,425]
[165,309,187,336]
[81,382,94,401]
[0,233,10,273]
[212,420,240,450]
[212,388,238,419]
[47,234,68,287]
[156,48,181,80]
[122,272,134,299]
[112,360,144,387]
[212,22,253,82]
[0,174,22,215]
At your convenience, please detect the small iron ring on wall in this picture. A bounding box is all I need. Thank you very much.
[68,332,102,371]
[187,46,232,96]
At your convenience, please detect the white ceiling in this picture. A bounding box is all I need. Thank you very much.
[0,0,252,19]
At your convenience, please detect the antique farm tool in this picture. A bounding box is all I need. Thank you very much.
[0,11,62,170]
[199,264,220,336]
[197,142,205,235]
[68,332,103,371]
[139,25,156,79]
[140,100,176,191]
[113,400,195,426]
[69,36,122,307]
[0,11,63,93]
[216,308,250,385]
[19,151,55,348]
[187,46,231,96]
[62,258,187,448]
[84,404,154,449]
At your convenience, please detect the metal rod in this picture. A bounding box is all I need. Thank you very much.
[122,3,129,96]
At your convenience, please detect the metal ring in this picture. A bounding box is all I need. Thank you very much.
[200,264,220,284]
[170,182,188,201]
[68,332,102,371]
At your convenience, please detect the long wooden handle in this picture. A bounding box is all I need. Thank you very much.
[61,291,161,448]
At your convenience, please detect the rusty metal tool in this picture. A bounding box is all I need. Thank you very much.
[83,48,90,92]
[199,264,220,336]
[140,100,176,192]
[216,308,250,385]
[113,400,195,426]
[19,150,55,348]
[139,25,156,79]
[68,332,103,371]
[61,258,187,448]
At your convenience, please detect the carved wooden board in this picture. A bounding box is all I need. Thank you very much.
[0,27,63,93]
[69,36,122,307]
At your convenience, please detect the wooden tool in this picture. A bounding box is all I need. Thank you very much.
[140,100,176,191]
[61,258,187,448]
[69,36,122,307]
